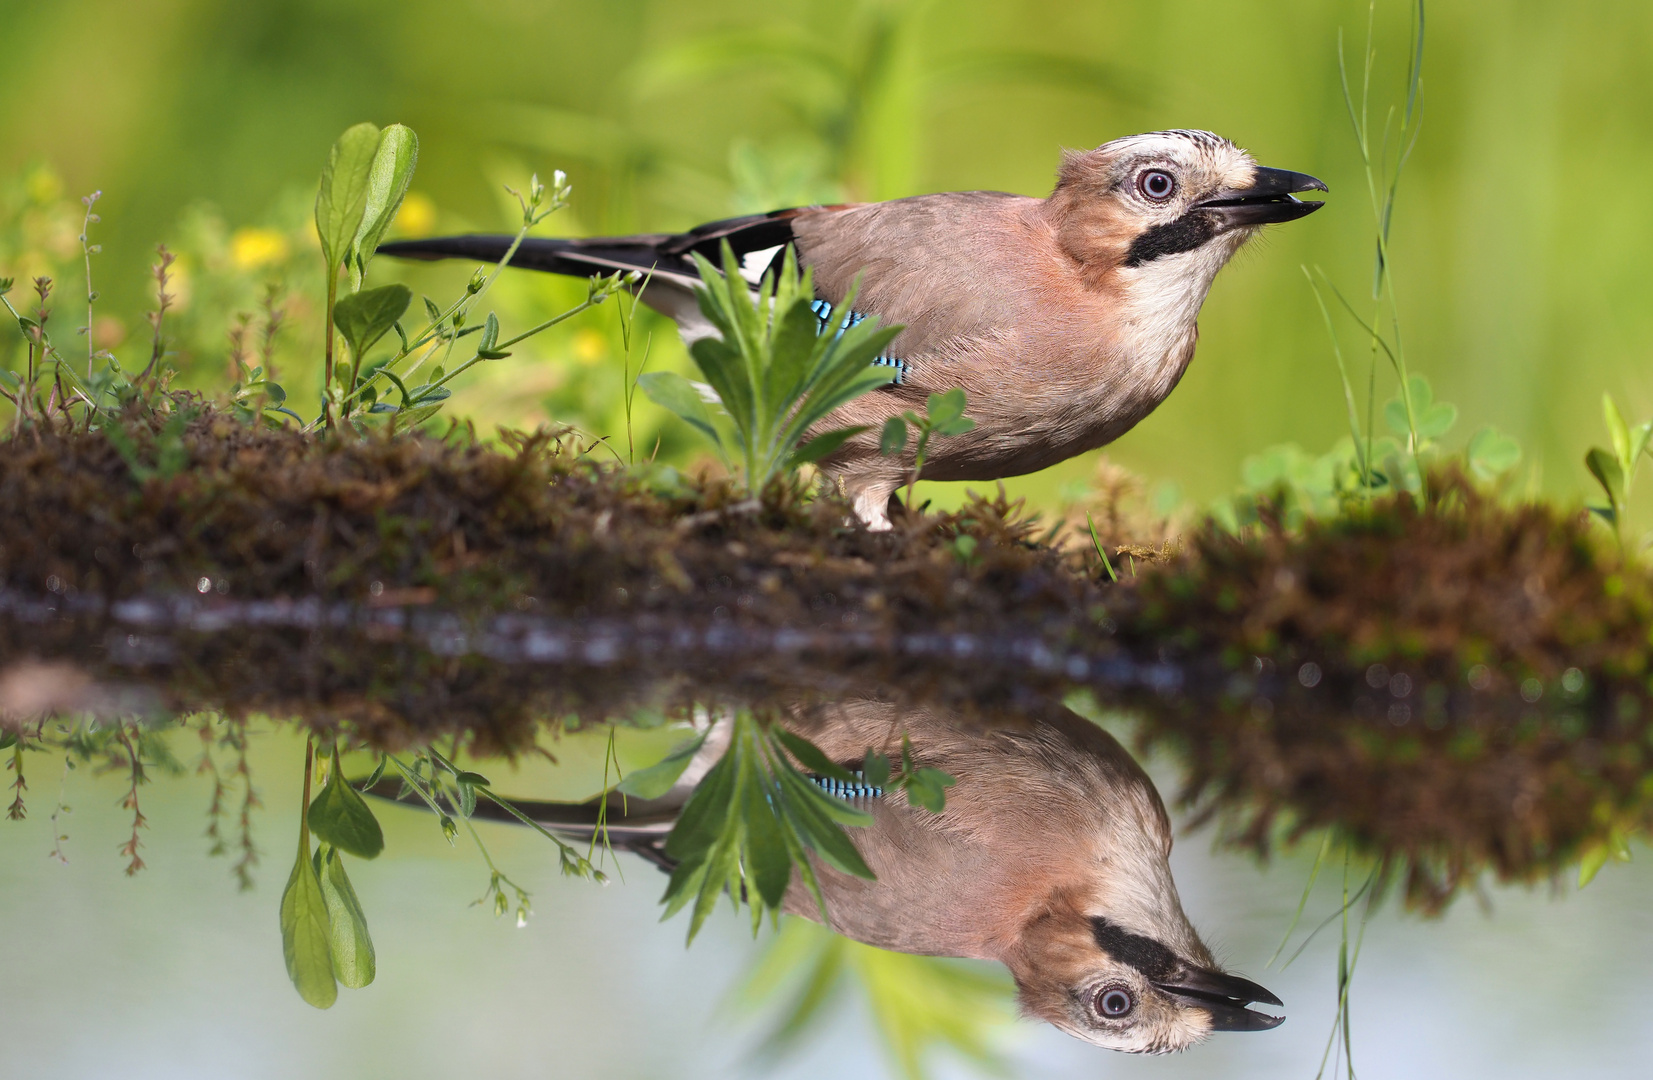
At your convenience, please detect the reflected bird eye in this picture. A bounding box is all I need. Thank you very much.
[1137,170,1176,201]
[1096,987,1136,1018]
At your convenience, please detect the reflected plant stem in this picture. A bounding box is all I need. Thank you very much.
[457,811,532,926]
[1314,850,1376,1080]
[587,725,627,878]
[1269,829,1334,969]
[390,749,601,881]
[48,751,73,863]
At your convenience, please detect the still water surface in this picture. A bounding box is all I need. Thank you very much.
[2,717,1649,1080]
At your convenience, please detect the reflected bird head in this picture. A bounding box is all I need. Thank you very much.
[1007,903,1284,1053]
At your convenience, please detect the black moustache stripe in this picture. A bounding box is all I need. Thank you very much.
[1090,917,1178,981]
[1123,211,1217,267]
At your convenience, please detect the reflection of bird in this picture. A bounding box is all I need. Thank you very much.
[381,130,1324,529]
[377,698,1283,1053]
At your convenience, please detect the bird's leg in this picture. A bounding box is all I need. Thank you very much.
[852,480,898,532]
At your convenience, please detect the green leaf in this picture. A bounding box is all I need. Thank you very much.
[879,416,909,457]
[934,415,977,437]
[638,370,727,450]
[926,388,967,428]
[333,284,412,362]
[1604,393,1632,473]
[1379,375,1455,442]
[1586,447,1626,512]
[349,124,419,285]
[395,402,445,427]
[862,749,891,789]
[905,767,956,813]
[1631,420,1653,473]
[263,381,287,405]
[742,772,791,909]
[314,123,382,271]
[775,729,858,785]
[454,776,477,818]
[790,425,866,468]
[1578,841,1612,888]
[0,731,16,751]
[1466,426,1522,481]
[617,730,708,799]
[359,754,387,791]
[317,844,376,989]
[1415,401,1457,441]
[776,770,874,879]
[308,748,386,859]
[663,746,737,861]
[280,840,337,1008]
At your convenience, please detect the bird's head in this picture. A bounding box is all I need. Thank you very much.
[1003,881,1284,1053]
[1048,129,1326,279]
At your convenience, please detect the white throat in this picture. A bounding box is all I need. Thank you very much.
[1113,234,1247,400]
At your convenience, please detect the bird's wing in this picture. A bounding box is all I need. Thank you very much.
[376,206,846,292]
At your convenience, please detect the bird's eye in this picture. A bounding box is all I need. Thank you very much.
[1095,986,1136,1019]
[1137,170,1176,202]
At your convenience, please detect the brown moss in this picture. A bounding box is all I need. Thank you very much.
[2,411,1652,907]
[1109,471,1653,908]
[0,402,1101,751]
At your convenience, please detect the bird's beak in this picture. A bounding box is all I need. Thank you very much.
[1154,967,1285,1032]
[1199,166,1327,226]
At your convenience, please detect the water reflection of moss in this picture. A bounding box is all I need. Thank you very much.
[1114,469,1653,909]
[3,408,1652,912]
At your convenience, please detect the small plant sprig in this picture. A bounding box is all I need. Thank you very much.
[1584,392,1653,551]
[307,122,630,432]
[878,387,976,515]
[640,243,899,497]
[280,737,384,1009]
[1304,0,1428,501]
[859,737,956,813]
[646,709,878,943]
[77,190,103,380]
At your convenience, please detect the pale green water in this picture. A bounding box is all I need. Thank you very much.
[3,723,1649,1080]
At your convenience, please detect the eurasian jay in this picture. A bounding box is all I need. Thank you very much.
[382,130,1324,528]
[406,698,1284,1053]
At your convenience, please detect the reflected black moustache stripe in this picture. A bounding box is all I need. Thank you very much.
[1090,917,1178,980]
[1122,211,1217,267]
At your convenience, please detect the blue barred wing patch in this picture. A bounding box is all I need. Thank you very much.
[809,298,908,385]
[808,771,885,802]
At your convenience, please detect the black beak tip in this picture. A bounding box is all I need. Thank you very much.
[1250,984,1285,1008]
[1201,1002,1286,1033]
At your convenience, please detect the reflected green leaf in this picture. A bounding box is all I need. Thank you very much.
[308,747,386,859]
[280,839,337,1009]
[776,729,857,784]
[317,844,376,989]
[617,730,707,799]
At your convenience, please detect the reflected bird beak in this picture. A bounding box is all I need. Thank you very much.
[1154,967,1286,1032]
[1199,166,1328,226]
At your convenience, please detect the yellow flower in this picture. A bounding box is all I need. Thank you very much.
[393,192,436,238]
[572,327,608,364]
[25,166,61,204]
[230,227,289,269]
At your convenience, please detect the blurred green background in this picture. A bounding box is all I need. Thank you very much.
[2,0,1651,524]
[5,3,1653,1078]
